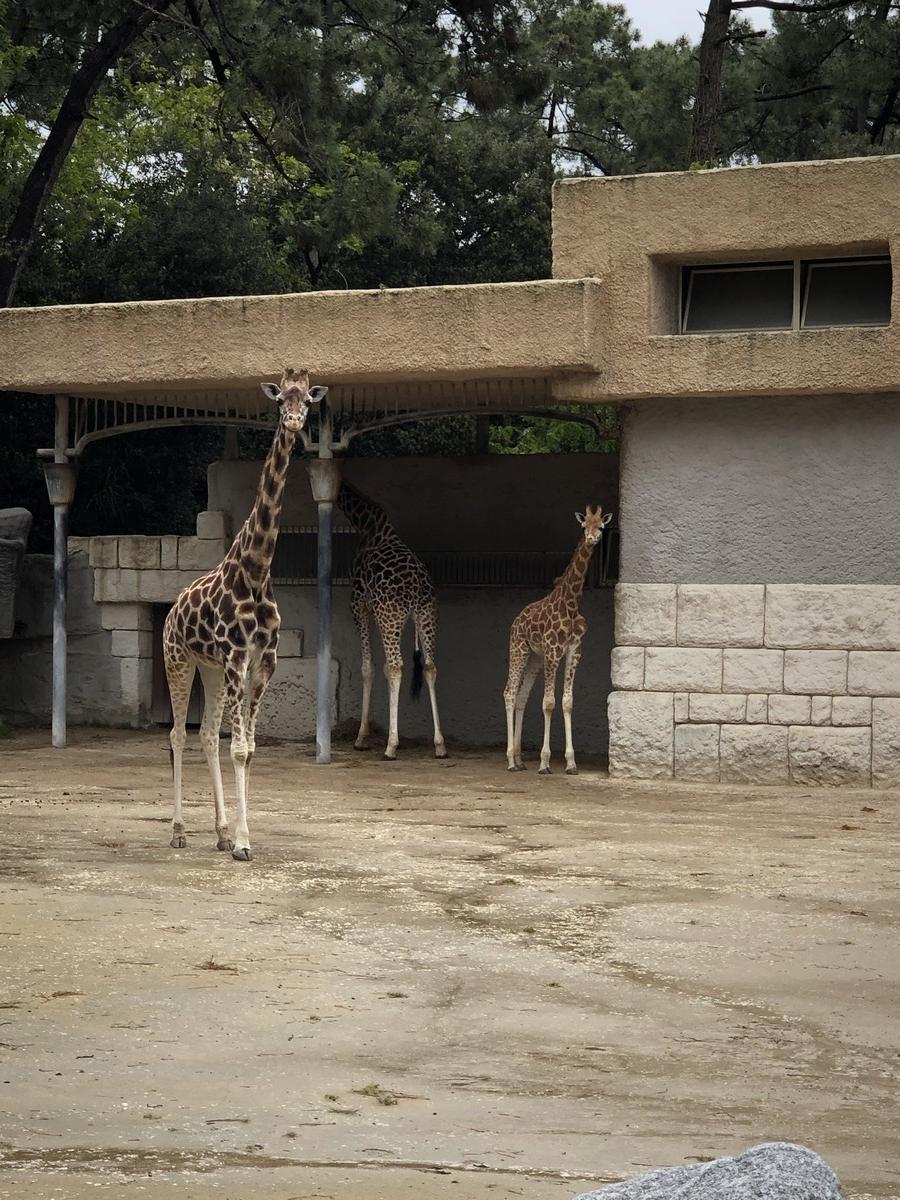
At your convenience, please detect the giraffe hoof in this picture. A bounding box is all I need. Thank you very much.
[382,752,398,762]
[169,835,187,849]
[538,766,552,775]
[353,740,370,751]
[231,847,252,862]
[216,837,235,851]
[565,766,578,776]
[434,746,448,759]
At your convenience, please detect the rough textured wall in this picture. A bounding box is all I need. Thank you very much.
[209,453,619,553]
[619,395,900,584]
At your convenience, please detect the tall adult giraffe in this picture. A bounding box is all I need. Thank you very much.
[164,368,327,861]
[503,505,612,775]
[337,480,447,761]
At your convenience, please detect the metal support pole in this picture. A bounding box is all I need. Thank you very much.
[51,396,70,749]
[308,399,340,765]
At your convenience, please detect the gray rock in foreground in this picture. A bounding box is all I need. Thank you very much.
[573,1142,842,1200]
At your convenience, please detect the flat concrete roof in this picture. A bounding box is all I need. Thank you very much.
[0,279,602,412]
[4,154,900,411]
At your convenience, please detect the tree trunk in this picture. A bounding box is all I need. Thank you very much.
[0,0,174,307]
[690,0,733,167]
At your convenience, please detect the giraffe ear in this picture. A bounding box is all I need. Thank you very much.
[575,512,585,527]
[260,382,281,403]
[308,386,328,404]
[601,511,613,528]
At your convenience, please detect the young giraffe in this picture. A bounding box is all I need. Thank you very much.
[503,505,612,775]
[164,368,327,861]
[337,480,447,761]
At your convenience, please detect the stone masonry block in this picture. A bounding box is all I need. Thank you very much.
[674,723,720,782]
[94,569,139,603]
[177,537,226,573]
[789,726,871,787]
[720,724,789,785]
[644,648,722,693]
[137,570,199,604]
[723,649,784,694]
[689,693,746,723]
[117,537,161,570]
[111,628,153,658]
[766,585,900,650]
[848,651,900,696]
[67,537,90,557]
[872,698,900,788]
[89,537,118,569]
[677,585,765,648]
[610,646,645,690]
[767,694,812,726]
[811,696,832,726]
[118,656,153,725]
[746,694,768,723]
[615,584,676,647]
[99,603,152,632]
[674,692,689,722]
[196,510,228,540]
[277,629,304,657]
[608,691,674,779]
[831,696,872,727]
[783,650,848,696]
[160,536,179,570]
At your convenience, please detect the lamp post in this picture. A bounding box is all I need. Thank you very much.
[307,394,341,765]
[42,396,77,749]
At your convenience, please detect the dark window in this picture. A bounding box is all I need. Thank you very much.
[801,257,892,328]
[682,263,793,333]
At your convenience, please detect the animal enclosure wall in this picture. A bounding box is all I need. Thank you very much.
[209,453,619,754]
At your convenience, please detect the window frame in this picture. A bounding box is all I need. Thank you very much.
[679,253,892,335]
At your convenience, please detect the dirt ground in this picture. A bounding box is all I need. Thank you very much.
[0,729,898,1200]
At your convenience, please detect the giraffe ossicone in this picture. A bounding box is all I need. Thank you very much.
[163,367,327,861]
[337,480,446,761]
[503,504,612,776]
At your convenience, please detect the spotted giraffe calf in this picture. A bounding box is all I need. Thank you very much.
[164,368,327,861]
[503,505,612,775]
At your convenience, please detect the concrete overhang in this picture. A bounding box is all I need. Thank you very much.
[0,278,603,410]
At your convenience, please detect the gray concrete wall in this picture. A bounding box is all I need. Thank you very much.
[209,453,619,552]
[276,584,612,754]
[619,394,900,584]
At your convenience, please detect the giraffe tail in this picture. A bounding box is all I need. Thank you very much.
[410,630,424,700]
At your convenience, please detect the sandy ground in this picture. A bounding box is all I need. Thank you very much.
[0,729,898,1200]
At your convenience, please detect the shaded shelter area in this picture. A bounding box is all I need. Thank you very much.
[0,277,614,756]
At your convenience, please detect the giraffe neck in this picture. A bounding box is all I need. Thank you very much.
[230,421,296,588]
[338,481,394,546]
[554,536,595,605]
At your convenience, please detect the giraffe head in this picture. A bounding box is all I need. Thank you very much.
[259,367,328,434]
[575,505,613,546]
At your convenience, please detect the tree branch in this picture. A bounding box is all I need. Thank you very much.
[732,0,852,11]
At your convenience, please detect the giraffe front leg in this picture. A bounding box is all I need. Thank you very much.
[538,652,562,775]
[244,649,276,812]
[514,654,541,770]
[166,656,195,849]
[376,616,403,760]
[503,647,526,771]
[198,664,231,850]
[562,639,582,775]
[225,654,252,861]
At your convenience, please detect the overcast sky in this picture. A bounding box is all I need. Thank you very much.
[625,0,771,44]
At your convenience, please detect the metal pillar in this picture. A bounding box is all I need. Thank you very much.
[43,397,77,749]
[307,398,341,765]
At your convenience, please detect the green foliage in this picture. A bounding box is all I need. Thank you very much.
[4,0,900,542]
[489,408,618,455]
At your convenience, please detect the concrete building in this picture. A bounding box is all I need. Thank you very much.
[2,153,900,785]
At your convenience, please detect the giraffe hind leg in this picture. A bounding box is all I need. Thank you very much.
[503,643,527,771]
[415,607,446,759]
[513,653,541,770]
[165,651,195,849]
[198,663,231,850]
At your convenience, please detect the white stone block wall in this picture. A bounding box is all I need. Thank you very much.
[609,584,900,787]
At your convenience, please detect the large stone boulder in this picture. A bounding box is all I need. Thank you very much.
[573,1143,842,1200]
[0,508,33,639]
